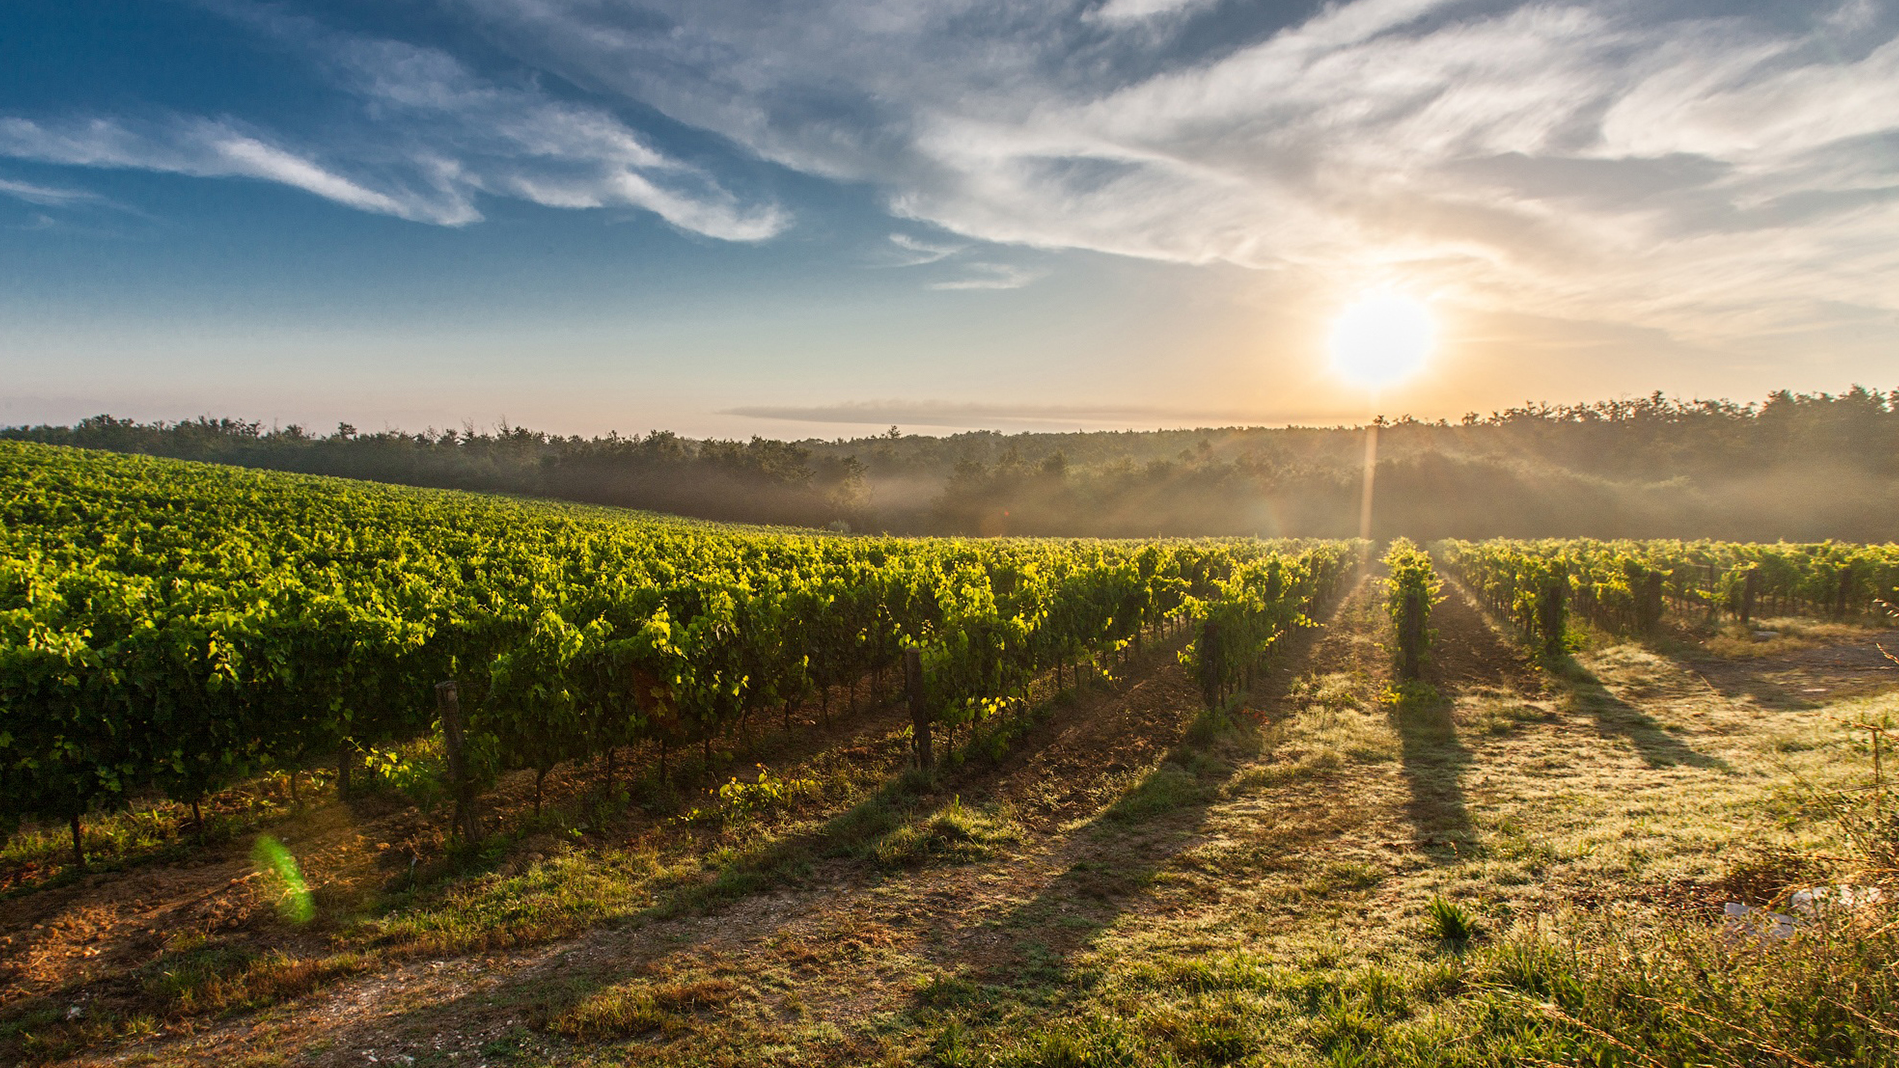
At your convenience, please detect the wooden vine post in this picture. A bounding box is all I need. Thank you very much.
[1856,722,1886,821]
[1636,570,1665,634]
[436,680,481,843]
[905,648,931,771]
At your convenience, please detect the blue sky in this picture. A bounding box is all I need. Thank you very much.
[4,0,1897,438]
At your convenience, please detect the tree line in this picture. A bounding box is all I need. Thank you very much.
[5,386,1894,540]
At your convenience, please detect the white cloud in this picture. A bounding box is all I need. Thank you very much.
[928,262,1044,290]
[214,134,420,218]
[1087,0,1218,24]
[446,0,1899,338]
[723,398,1258,426]
[9,0,1897,341]
[0,16,786,240]
[1603,35,1899,161]
[887,232,964,265]
[0,115,455,222]
[0,175,110,208]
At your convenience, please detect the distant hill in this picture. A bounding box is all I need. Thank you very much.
[7,387,1896,541]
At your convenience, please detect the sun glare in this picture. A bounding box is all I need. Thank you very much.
[1328,289,1437,390]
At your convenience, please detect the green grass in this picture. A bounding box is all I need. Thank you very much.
[866,796,1025,869]
[912,896,1899,1067]
[0,776,307,892]
[1425,895,1478,945]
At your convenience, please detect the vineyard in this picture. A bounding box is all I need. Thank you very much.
[0,442,1356,865]
[2,442,1897,1067]
[1439,537,1899,652]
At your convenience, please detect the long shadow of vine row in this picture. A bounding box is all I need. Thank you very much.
[1436,577,1729,773]
[899,573,1369,1012]
[289,610,1289,1059]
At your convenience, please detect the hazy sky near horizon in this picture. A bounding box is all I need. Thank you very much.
[3,0,1896,439]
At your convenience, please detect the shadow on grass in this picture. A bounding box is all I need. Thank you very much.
[1391,686,1474,857]
[1556,661,1731,771]
[904,574,1366,1012]
[1674,630,1899,711]
[278,618,1269,1061]
[980,708,1251,961]
[1438,577,1730,774]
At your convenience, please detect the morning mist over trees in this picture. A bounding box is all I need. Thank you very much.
[11,387,1897,540]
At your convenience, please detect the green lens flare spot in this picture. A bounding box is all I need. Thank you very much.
[252,834,315,924]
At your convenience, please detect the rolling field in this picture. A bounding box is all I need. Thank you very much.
[2,443,1896,1066]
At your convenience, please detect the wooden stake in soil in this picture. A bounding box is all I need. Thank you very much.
[905,647,931,771]
[437,680,481,843]
[1858,723,1887,820]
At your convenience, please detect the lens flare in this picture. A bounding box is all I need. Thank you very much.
[1329,289,1437,389]
[252,834,315,924]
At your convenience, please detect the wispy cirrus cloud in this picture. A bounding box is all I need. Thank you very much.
[11,0,1898,341]
[0,9,786,239]
[927,262,1045,290]
[446,0,1899,336]
[0,175,115,209]
[1086,0,1221,26]
[882,232,1042,289]
[886,232,964,266]
[0,116,426,217]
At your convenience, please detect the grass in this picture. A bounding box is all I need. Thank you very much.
[359,846,678,954]
[551,976,741,1040]
[866,796,1025,869]
[1425,895,1478,945]
[0,774,310,893]
[1700,615,1886,658]
[910,862,1899,1066]
[140,945,371,1015]
[891,593,1899,1068]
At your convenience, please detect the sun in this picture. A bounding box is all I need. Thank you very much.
[1328,289,1437,390]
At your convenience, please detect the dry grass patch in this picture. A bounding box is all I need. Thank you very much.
[1700,616,1880,658]
[552,975,742,1040]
